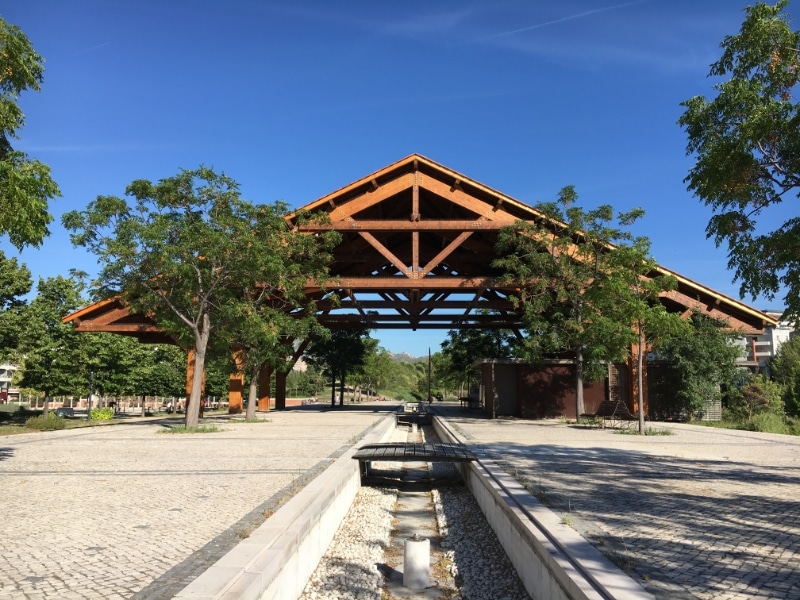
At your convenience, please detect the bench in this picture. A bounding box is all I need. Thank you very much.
[353,442,476,478]
[459,397,482,411]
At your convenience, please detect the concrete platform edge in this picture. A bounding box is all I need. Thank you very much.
[432,416,654,600]
[174,413,397,600]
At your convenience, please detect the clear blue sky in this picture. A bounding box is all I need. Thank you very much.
[1,0,791,356]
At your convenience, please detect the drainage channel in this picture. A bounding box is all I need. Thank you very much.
[300,422,530,600]
[380,424,459,599]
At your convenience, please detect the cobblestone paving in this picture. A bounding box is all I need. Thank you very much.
[0,407,389,599]
[434,407,800,600]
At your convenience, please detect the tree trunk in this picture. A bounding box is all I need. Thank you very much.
[43,393,49,419]
[330,373,336,407]
[339,376,344,406]
[575,347,585,418]
[185,314,210,428]
[246,363,258,420]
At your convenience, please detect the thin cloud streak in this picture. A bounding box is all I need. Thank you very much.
[481,0,654,41]
[71,41,112,56]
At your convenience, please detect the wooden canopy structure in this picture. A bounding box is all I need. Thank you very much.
[287,154,773,336]
[63,154,777,411]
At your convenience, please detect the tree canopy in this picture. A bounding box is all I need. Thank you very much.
[679,0,800,321]
[0,17,60,249]
[652,311,743,420]
[304,328,372,406]
[0,250,32,360]
[63,166,338,426]
[494,187,645,417]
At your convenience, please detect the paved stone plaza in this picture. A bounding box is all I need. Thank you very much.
[430,405,800,599]
[1,404,799,599]
[0,408,390,600]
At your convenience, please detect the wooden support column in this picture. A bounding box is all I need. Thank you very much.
[274,370,287,410]
[227,352,245,414]
[258,364,272,412]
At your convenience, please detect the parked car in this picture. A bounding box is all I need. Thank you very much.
[55,407,75,418]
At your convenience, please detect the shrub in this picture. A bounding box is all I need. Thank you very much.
[25,414,66,431]
[90,407,115,421]
[749,412,788,435]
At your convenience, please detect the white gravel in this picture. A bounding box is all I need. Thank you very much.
[300,428,530,599]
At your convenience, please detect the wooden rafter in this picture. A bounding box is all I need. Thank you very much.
[422,231,474,275]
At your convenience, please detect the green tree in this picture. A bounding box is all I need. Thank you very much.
[604,237,689,433]
[729,373,786,430]
[350,338,388,401]
[679,1,800,321]
[63,167,337,426]
[494,187,642,417]
[215,203,337,419]
[0,18,61,249]
[439,326,518,400]
[653,311,744,420]
[770,335,800,415]
[134,344,187,398]
[0,250,32,360]
[304,328,371,406]
[18,276,86,416]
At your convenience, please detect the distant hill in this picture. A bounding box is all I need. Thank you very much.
[391,352,425,363]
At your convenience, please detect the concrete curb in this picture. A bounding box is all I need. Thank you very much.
[174,413,396,600]
[433,416,654,600]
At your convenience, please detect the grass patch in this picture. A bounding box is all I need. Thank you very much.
[614,426,673,436]
[157,424,221,434]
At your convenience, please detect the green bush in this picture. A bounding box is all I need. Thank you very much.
[25,414,66,431]
[749,412,788,435]
[90,407,115,421]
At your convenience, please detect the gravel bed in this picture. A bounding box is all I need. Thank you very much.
[300,428,530,599]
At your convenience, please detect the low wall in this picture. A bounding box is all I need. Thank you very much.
[174,413,396,600]
[433,416,654,600]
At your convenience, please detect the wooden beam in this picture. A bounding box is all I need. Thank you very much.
[412,231,419,274]
[84,306,134,327]
[358,231,411,277]
[299,219,516,232]
[306,276,500,292]
[318,313,520,323]
[315,298,514,311]
[422,232,473,275]
[420,173,515,221]
[660,288,764,333]
[71,323,163,333]
[328,173,414,222]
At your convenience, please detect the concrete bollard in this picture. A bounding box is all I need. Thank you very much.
[403,534,430,590]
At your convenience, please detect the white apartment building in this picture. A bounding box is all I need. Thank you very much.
[0,363,18,402]
[736,311,795,371]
